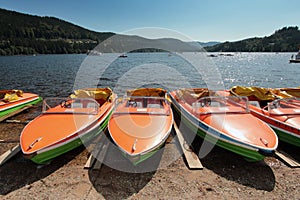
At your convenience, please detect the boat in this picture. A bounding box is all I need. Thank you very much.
[230,86,300,147]
[169,88,278,161]
[289,47,300,63]
[274,87,300,98]
[119,53,128,58]
[108,88,173,165]
[20,88,116,164]
[0,90,42,118]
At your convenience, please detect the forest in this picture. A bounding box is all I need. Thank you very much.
[0,8,114,55]
[205,26,300,52]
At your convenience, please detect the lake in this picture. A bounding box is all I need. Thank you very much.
[0,52,299,98]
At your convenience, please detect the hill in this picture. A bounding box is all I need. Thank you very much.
[205,26,300,52]
[0,8,205,55]
[0,8,115,55]
[198,41,220,47]
[2,8,298,55]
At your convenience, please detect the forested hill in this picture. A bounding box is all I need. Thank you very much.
[205,26,300,52]
[0,8,115,55]
[1,8,300,55]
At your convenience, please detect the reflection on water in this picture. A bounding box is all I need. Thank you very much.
[0,52,299,98]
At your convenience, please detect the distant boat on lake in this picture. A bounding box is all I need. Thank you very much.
[119,53,128,58]
[289,47,300,63]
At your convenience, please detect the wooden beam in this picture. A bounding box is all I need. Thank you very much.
[0,105,32,123]
[93,140,110,170]
[5,119,31,124]
[0,139,19,143]
[84,135,110,170]
[173,122,203,170]
[0,144,21,166]
[84,153,96,169]
[275,150,300,168]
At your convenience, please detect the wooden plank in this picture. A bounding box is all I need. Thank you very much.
[173,122,203,170]
[275,150,300,168]
[93,140,110,170]
[84,153,96,169]
[5,119,31,124]
[0,144,21,166]
[0,105,32,122]
[0,139,19,143]
[84,133,104,169]
[84,135,110,169]
[84,142,103,169]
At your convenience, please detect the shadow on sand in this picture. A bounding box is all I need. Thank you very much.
[87,138,164,200]
[176,118,276,192]
[277,141,300,163]
[0,146,85,195]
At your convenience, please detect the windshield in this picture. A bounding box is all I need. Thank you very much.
[114,96,170,115]
[268,98,300,115]
[193,96,249,114]
[43,98,99,115]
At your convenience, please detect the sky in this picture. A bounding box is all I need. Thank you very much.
[1,0,299,42]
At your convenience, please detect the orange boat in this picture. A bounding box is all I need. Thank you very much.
[230,86,300,147]
[169,88,278,161]
[20,88,116,164]
[0,90,41,118]
[108,88,173,165]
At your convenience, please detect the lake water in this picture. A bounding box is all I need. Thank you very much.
[0,52,299,98]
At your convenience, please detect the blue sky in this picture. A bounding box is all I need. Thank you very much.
[1,0,299,42]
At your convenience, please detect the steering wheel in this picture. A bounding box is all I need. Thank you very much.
[272,100,280,108]
[200,98,211,107]
[128,100,137,107]
[60,100,71,108]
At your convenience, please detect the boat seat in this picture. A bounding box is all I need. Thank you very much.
[87,102,98,109]
[192,102,220,108]
[127,101,143,108]
[249,101,260,108]
[136,102,143,108]
[147,104,163,108]
[192,102,201,108]
[71,102,83,108]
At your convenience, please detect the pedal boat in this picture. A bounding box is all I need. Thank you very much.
[108,88,173,165]
[20,88,116,164]
[0,90,41,118]
[230,86,300,147]
[169,88,278,161]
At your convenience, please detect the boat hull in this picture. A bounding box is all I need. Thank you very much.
[121,143,165,166]
[28,112,111,164]
[170,90,278,161]
[108,90,173,165]
[229,86,300,147]
[20,89,115,164]
[289,59,300,63]
[249,106,300,148]
[109,109,173,165]
[0,93,42,117]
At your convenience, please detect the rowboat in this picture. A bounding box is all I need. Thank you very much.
[0,90,42,118]
[20,88,116,164]
[108,88,173,165]
[230,86,300,147]
[169,88,278,161]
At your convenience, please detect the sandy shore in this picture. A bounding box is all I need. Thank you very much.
[0,107,299,199]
